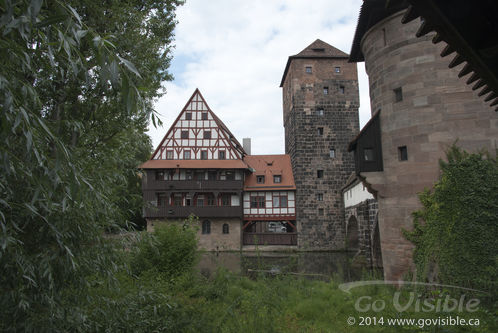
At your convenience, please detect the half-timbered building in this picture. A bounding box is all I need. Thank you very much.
[140,89,297,251]
[242,155,297,247]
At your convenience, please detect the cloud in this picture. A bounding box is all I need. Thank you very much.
[149,0,370,155]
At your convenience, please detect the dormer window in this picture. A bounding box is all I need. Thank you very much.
[256,175,265,184]
[273,175,282,183]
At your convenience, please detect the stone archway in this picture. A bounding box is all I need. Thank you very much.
[346,215,359,252]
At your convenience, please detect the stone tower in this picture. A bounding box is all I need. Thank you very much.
[280,39,360,250]
[349,2,498,280]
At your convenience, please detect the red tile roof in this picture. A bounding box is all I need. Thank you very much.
[243,154,296,191]
[139,159,248,169]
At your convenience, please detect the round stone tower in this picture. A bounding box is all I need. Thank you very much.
[350,7,498,280]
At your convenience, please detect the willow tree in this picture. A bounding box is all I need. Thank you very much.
[0,0,182,330]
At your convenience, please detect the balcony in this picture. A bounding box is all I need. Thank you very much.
[243,233,297,246]
[143,179,243,191]
[144,205,242,219]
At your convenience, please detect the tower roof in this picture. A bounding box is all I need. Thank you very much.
[280,39,349,87]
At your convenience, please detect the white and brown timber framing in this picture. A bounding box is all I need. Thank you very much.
[150,88,246,163]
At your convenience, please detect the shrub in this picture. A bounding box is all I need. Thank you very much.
[405,146,498,299]
[130,220,199,278]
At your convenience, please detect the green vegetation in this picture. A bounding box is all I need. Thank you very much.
[0,0,183,330]
[66,224,496,332]
[405,146,498,301]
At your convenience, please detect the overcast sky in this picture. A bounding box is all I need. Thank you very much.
[149,0,370,155]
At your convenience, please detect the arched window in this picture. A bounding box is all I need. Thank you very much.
[222,223,229,234]
[202,220,211,234]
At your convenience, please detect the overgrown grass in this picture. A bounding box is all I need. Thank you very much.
[65,224,497,332]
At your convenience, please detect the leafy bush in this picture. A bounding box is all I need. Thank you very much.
[131,222,199,278]
[405,146,498,299]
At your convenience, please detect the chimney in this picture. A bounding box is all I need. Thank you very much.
[243,138,251,155]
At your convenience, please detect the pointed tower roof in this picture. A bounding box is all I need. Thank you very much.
[141,89,248,169]
[280,39,350,87]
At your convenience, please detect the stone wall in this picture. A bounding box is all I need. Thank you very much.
[147,218,241,251]
[360,11,498,280]
[283,56,360,250]
[345,199,379,266]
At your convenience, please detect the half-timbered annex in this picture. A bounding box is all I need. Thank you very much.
[242,155,297,247]
[140,89,297,251]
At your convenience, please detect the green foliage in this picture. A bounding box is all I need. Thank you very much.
[0,0,182,331]
[131,220,199,278]
[405,146,498,299]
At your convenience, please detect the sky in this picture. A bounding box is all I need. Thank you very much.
[149,0,370,155]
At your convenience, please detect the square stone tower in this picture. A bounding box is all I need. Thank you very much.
[280,39,360,250]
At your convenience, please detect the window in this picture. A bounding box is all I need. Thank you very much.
[225,171,235,180]
[155,170,165,180]
[201,112,208,120]
[166,150,173,159]
[318,208,324,216]
[218,150,226,159]
[305,66,312,74]
[273,175,282,183]
[316,193,323,201]
[364,148,375,161]
[181,130,189,139]
[335,66,341,73]
[398,146,408,161]
[256,175,265,184]
[339,85,345,94]
[323,87,328,95]
[197,194,205,207]
[317,170,324,178]
[394,87,403,102]
[202,220,211,234]
[203,130,211,139]
[318,127,324,135]
[220,194,231,206]
[185,112,192,120]
[185,170,193,180]
[316,108,324,116]
[185,194,192,206]
[273,194,288,208]
[207,194,215,206]
[329,148,336,158]
[157,193,168,206]
[222,223,229,234]
[184,150,191,160]
[250,196,265,208]
[208,171,217,180]
[195,171,205,180]
[201,150,208,160]
[173,194,182,206]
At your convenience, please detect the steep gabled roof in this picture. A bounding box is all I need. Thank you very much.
[145,89,246,166]
[280,39,350,87]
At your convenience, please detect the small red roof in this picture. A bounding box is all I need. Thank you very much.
[139,159,248,169]
[243,154,296,191]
